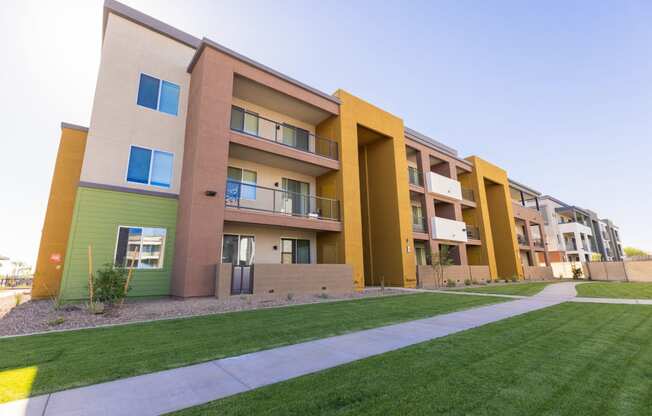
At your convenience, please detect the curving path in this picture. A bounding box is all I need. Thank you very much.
[0,281,644,416]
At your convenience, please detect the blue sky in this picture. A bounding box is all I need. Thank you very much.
[1,0,650,264]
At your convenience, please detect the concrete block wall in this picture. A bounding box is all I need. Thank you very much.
[417,265,490,288]
[523,266,554,280]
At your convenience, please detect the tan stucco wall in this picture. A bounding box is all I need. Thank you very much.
[231,97,316,135]
[222,223,317,264]
[227,157,317,197]
[417,264,490,288]
[80,14,194,194]
[252,264,354,298]
[523,266,554,280]
[625,261,652,282]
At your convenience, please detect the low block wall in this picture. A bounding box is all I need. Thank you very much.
[586,262,627,281]
[417,264,490,288]
[523,266,554,280]
[551,262,586,279]
[216,263,354,299]
[253,264,354,297]
[215,263,232,298]
[625,261,652,282]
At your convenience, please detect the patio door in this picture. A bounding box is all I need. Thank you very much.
[222,234,255,294]
[282,178,310,216]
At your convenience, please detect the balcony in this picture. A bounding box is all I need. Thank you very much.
[427,172,462,200]
[408,166,423,187]
[230,106,338,160]
[533,238,545,248]
[565,240,577,251]
[461,188,475,202]
[225,180,341,231]
[466,226,481,241]
[517,234,528,246]
[431,217,468,243]
[412,216,427,233]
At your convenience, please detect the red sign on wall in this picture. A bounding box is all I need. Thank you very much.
[49,253,62,264]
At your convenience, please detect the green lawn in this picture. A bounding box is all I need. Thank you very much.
[576,282,652,299]
[174,303,652,416]
[457,281,558,296]
[0,292,504,403]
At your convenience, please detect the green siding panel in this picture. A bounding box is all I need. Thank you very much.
[60,186,178,300]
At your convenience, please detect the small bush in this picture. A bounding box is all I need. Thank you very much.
[14,293,22,306]
[87,302,105,314]
[47,317,65,326]
[510,275,518,282]
[93,263,129,305]
[446,280,456,288]
[464,279,472,286]
[286,292,295,301]
[317,293,329,299]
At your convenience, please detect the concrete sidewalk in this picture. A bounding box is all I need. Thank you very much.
[1,283,578,416]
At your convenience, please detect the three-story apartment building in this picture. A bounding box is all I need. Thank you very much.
[31,1,617,299]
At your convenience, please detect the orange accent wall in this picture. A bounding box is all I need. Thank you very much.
[32,126,87,298]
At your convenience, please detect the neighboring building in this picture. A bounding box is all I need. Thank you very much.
[599,218,624,261]
[32,1,621,299]
[538,196,605,262]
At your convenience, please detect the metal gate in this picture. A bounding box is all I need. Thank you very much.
[231,265,254,295]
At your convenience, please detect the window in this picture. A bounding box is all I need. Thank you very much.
[137,74,180,116]
[230,106,258,136]
[115,227,166,269]
[281,238,310,264]
[226,166,257,201]
[127,146,174,188]
[282,124,310,151]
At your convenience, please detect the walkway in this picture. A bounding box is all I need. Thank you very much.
[0,281,641,416]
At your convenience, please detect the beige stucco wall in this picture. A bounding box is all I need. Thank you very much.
[523,266,554,280]
[222,223,317,264]
[417,264,490,288]
[252,264,353,297]
[80,14,195,194]
[231,97,316,135]
[227,158,317,195]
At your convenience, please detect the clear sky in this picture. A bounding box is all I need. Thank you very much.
[1,0,651,264]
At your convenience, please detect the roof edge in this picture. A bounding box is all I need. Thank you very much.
[61,122,89,133]
[508,179,541,196]
[187,38,340,106]
[103,0,201,49]
[404,127,458,158]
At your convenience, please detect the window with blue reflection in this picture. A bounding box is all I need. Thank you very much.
[127,146,152,184]
[151,151,173,187]
[137,74,160,110]
[136,74,180,116]
[159,81,180,116]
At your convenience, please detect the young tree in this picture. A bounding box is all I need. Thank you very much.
[432,245,454,288]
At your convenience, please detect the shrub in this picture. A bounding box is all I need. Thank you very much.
[446,280,456,288]
[464,279,472,286]
[286,292,295,301]
[93,263,129,305]
[510,275,518,283]
[47,317,65,326]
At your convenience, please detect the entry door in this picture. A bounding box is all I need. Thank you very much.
[222,234,255,294]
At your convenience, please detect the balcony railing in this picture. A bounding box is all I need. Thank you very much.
[533,238,545,248]
[565,241,577,251]
[225,180,340,221]
[466,226,481,240]
[230,106,338,160]
[412,216,427,233]
[408,166,423,187]
[517,234,528,245]
[461,188,475,202]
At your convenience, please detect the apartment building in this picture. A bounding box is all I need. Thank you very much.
[510,181,549,268]
[33,1,607,299]
[538,196,601,262]
[599,218,624,261]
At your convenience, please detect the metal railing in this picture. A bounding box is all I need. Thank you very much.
[517,234,528,245]
[0,276,32,288]
[230,106,338,160]
[412,216,427,233]
[225,180,340,221]
[466,226,481,240]
[462,188,475,202]
[532,238,545,248]
[407,166,423,187]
